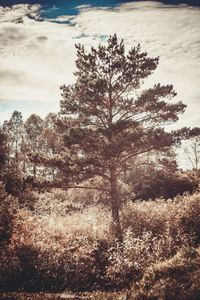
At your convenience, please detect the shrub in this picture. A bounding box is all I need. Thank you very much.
[176,193,200,245]
[34,189,84,217]
[0,208,111,292]
[121,193,200,248]
[0,244,22,291]
[65,176,108,207]
[106,230,157,289]
[0,181,17,243]
[131,247,200,300]
[19,188,38,210]
[133,171,198,200]
[105,227,191,290]
[2,164,25,198]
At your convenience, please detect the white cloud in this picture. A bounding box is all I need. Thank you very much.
[0,4,41,23]
[0,1,200,128]
[0,5,78,105]
[76,4,91,10]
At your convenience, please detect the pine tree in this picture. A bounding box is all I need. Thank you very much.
[24,114,44,176]
[25,113,43,151]
[0,128,8,171]
[58,35,187,239]
[3,111,25,162]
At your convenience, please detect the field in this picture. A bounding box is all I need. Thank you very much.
[1,187,200,299]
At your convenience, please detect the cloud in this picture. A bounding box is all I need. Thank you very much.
[70,1,200,127]
[0,4,41,23]
[0,4,78,106]
[76,4,91,10]
[0,1,199,128]
[48,15,75,24]
[0,69,24,82]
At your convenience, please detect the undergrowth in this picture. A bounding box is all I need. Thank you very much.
[0,190,200,294]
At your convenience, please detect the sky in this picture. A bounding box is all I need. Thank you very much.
[0,0,200,129]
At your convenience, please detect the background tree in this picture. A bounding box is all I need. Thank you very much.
[131,166,198,200]
[25,114,43,151]
[183,136,200,174]
[1,112,27,198]
[0,181,17,243]
[0,127,18,242]
[3,111,25,163]
[24,114,44,176]
[37,127,62,180]
[0,128,8,172]
[58,35,188,239]
[27,113,63,184]
[43,113,57,129]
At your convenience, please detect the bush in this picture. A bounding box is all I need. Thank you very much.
[2,164,25,198]
[0,181,17,243]
[19,188,38,210]
[34,189,84,217]
[133,171,198,200]
[131,247,200,300]
[0,245,22,291]
[0,209,110,292]
[106,230,159,289]
[121,193,200,247]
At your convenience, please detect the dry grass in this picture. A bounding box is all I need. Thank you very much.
[131,247,200,300]
[121,192,200,245]
[43,205,112,240]
[1,191,200,293]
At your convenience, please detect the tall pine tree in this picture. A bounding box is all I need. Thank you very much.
[57,35,187,239]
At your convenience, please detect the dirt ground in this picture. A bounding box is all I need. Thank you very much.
[0,291,128,300]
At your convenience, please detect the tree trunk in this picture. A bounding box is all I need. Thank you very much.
[33,164,37,178]
[110,163,123,242]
